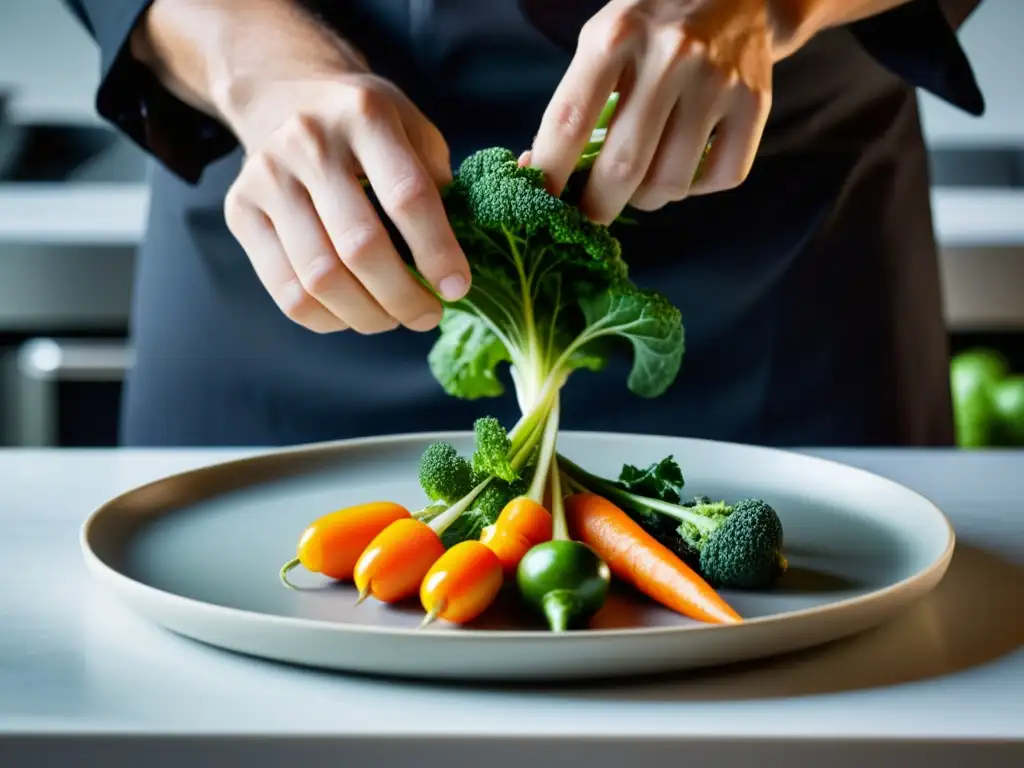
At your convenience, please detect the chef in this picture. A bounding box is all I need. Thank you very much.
[60,0,985,448]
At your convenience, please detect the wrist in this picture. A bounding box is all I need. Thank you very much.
[133,0,367,138]
[766,0,821,58]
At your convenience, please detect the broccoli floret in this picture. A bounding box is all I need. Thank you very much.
[695,499,786,590]
[471,416,516,482]
[417,442,474,504]
[667,498,785,589]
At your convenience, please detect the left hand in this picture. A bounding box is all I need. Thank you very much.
[528,0,776,225]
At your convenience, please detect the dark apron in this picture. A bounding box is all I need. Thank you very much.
[120,1,954,448]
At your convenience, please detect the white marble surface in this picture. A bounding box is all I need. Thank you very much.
[0,447,1022,766]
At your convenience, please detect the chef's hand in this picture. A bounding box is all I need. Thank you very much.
[528,0,777,225]
[134,0,469,335]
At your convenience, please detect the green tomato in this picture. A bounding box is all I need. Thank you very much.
[516,540,610,632]
[991,376,1024,446]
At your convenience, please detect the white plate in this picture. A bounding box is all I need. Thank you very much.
[81,432,955,682]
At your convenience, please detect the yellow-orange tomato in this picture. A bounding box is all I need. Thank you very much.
[353,518,446,604]
[279,501,411,588]
[494,497,553,545]
[420,541,504,625]
[480,526,533,576]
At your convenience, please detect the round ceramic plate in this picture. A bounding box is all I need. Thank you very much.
[81,432,954,682]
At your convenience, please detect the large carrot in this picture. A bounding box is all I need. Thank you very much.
[564,492,742,625]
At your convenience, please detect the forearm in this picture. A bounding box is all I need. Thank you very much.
[130,0,365,129]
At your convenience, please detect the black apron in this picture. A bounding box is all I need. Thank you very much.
[119,1,958,448]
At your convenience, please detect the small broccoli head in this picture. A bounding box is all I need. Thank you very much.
[698,499,785,590]
[418,442,474,505]
[471,416,516,482]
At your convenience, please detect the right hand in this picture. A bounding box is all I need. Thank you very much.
[221,69,470,335]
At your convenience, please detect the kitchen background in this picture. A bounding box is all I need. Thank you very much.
[0,0,1022,448]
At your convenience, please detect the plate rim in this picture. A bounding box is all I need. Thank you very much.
[80,430,957,641]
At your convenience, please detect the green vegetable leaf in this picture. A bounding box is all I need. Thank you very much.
[616,455,685,503]
[427,309,510,400]
[577,286,685,398]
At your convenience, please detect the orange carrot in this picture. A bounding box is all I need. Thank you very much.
[279,501,411,588]
[353,518,446,604]
[419,541,504,626]
[564,492,742,625]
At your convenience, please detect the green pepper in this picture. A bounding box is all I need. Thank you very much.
[992,375,1024,446]
[951,348,1009,448]
[516,540,610,632]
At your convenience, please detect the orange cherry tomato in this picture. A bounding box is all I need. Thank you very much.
[480,526,533,576]
[353,518,446,604]
[420,541,504,626]
[495,497,553,545]
[279,501,411,588]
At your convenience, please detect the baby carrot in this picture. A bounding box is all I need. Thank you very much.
[420,540,504,627]
[279,501,411,588]
[565,492,742,625]
[353,518,446,604]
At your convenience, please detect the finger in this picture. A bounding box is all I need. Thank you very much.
[347,106,470,302]
[628,84,725,211]
[265,169,428,335]
[688,84,772,196]
[528,22,631,196]
[581,56,682,224]
[389,91,454,186]
[225,194,347,334]
[305,166,448,333]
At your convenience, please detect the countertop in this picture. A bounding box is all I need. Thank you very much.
[1,447,1023,767]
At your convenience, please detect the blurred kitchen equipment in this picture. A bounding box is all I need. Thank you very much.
[0,87,28,179]
[1,338,133,447]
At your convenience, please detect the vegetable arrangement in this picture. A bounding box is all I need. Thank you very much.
[278,96,785,631]
[951,347,1024,448]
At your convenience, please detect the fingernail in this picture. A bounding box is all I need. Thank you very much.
[438,274,469,301]
[407,311,442,332]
